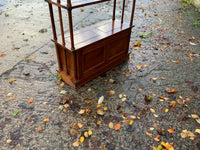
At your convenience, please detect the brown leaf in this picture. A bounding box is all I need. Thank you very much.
[77,123,83,129]
[165,88,178,94]
[43,118,50,123]
[136,64,142,69]
[97,121,101,125]
[154,135,160,142]
[169,101,176,109]
[28,98,34,103]
[168,127,175,133]
[97,109,104,116]
[137,88,143,92]
[108,90,115,95]
[191,114,199,119]
[0,54,6,57]
[9,78,16,83]
[37,126,42,132]
[114,124,121,131]
[86,100,91,104]
[181,130,188,138]
[96,104,101,108]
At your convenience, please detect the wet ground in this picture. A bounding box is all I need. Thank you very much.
[0,0,200,149]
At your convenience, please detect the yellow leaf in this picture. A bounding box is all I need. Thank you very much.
[181,130,188,138]
[150,108,155,113]
[88,129,92,136]
[121,97,126,102]
[153,114,158,118]
[195,129,200,134]
[84,131,89,138]
[152,78,157,81]
[165,109,169,113]
[6,139,12,144]
[109,122,114,129]
[150,127,154,131]
[80,136,85,143]
[104,107,108,111]
[114,124,121,131]
[30,56,35,59]
[7,93,12,96]
[129,120,133,125]
[72,141,80,147]
[9,78,16,83]
[191,114,199,119]
[97,109,104,115]
[43,118,50,123]
[146,132,152,137]
[119,94,123,98]
[130,115,136,119]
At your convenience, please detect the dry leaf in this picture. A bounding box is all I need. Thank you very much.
[9,78,16,83]
[153,114,158,118]
[86,100,91,104]
[108,90,115,95]
[109,122,114,129]
[168,127,175,133]
[137,88,143,92]
[37,126,42,132]
[78,109,85,115]
[195,129,200,134]
[146,132,152,137]
[43,118,50,123]
[77,123,83,129]
[121,97,126,102]
[114,124,121,131]
[136,64,142,69]
[7,96,14,100]
[165,88,178,94]
[102,145,106,149]
[154,135,160,142]
[169,101,176,109]
[84,131,89,138]
[181,130,188,138]
[72,141,80,147]
[28,98,34,103]
[97,121,101,125]
[104,107,108,111]
[96,104,101,108]
[191,114,199,119]
[130,115,136,119]
[150,108,155,113]
[97,109,104,116]
[27,115,31,120]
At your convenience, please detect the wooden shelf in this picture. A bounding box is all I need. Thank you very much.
[56,19,131,51]
[46,0,111,9]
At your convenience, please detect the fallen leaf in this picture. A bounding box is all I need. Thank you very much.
[136,64,142,69]
[191,114,199,119]
[27,115,31,120]
[37,126,42,132]
[108,90,115,95]
[103,145,106,149]
[97,121,101,125]
[28,98,34,103]
[153,114,158,118]
[77,123,83,129]
[7,96,14,100]
[165,109,169,113]
[6,139,12,144]
[150,108,155,113]
[0,54,6,57]
[169,101,176,109]
[43,118,50,123]
[9,78,16,83]
[98,96,104,104]
[72,141,80,147]
[79,109,85,115]
[96,104,101,108]
[196,118,200,124]
[181,130,188,138]
[85,108,92,115]
[195,129,200,134]
[165,88,178,94]
[139,32,153,38]
[146,132,152,137]
[152,78,157,81]
[104,107,108,111]
[121,97,126,102]
[7,93,12,96]
[60,90,66,94]
[88,129,92,136]
[84,131,89,138]
[114,124,121,131]
[130,115,136,119]
[119,94,123,98]
[150,127,154,131]
[80,136,85,143]
[137,88,143,92]
[109,122,114,128]
[129,120,133,125]
[168,127,175,133]
[97,109,104,116]
[154,135,160,142]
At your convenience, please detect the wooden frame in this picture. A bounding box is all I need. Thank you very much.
[45,0,136,87]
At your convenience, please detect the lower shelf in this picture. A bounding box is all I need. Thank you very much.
[54,20,132,87]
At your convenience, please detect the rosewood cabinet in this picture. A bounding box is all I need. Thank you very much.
[45,0,136,87]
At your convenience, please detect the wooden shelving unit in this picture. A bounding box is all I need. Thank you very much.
[45,0,136,87]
